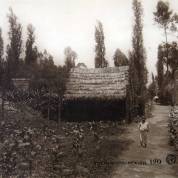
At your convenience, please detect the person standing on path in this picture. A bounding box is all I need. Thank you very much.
[138,116,149,148]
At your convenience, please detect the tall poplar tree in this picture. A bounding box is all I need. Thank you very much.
[25,24,38,65]
[154,1,173,46]
[131,0,147,115]
[95,21,108,68]
[154,1,178,72]
[6,8,22,79]
[157,45,164,92]
[0,28,4,86]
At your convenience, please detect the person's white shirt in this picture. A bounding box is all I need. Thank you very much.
[139,121,149,132]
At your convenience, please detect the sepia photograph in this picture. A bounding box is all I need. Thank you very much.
[0,0,178,177]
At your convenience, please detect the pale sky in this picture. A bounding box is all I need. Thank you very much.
[0,0,178,80]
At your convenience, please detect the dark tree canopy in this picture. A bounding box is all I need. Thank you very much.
[154,1,178,104]
[129,0,147,116]
[0,28,3,62]
[148,73,157,100]
[6,8,22,79]
[168,42,178,73]
[25,24,38,65]
[156,42,178,104]
[157,42,178,77]
[95,21,108,68]
[154,1,173,28]
[76,63,87,68]
[0,28,4,86]
[154,1,178,72]
[113,49,128,67]
[64,46,77,71]
[132,0,147,88]
[157,45,164,91]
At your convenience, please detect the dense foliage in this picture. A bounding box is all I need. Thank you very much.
[154,0,178,71]
[113,49,128,67]
[153,1,178,105]
[25,24,38,65]
[129,0,147,116]
[156,42,178,104]
[6,8,22,81]
[0,9,72,121]
[95,21,108,68]
[64,46,77,70]
[0,28,4,86]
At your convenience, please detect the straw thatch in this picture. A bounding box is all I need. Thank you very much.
[12,78,30,90]
[64,66,129,100]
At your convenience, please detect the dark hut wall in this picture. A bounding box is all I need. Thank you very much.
[62,98,126,121]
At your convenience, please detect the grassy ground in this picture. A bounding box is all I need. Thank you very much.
[0,105,128,178]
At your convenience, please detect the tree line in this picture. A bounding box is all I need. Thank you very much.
[94,0,147,117]
[0,8,78,95]
[0,0,148,118]
[148,0,178,105]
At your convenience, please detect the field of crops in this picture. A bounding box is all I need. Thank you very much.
[0,102,127,178]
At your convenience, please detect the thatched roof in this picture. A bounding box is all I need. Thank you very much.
[64,66,129,100]
[12,78,30,90]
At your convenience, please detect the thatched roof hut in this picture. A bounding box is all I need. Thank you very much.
[64,66,129,100]
[62,66,129,121]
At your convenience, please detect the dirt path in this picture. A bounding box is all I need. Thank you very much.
[111,104,178,178]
